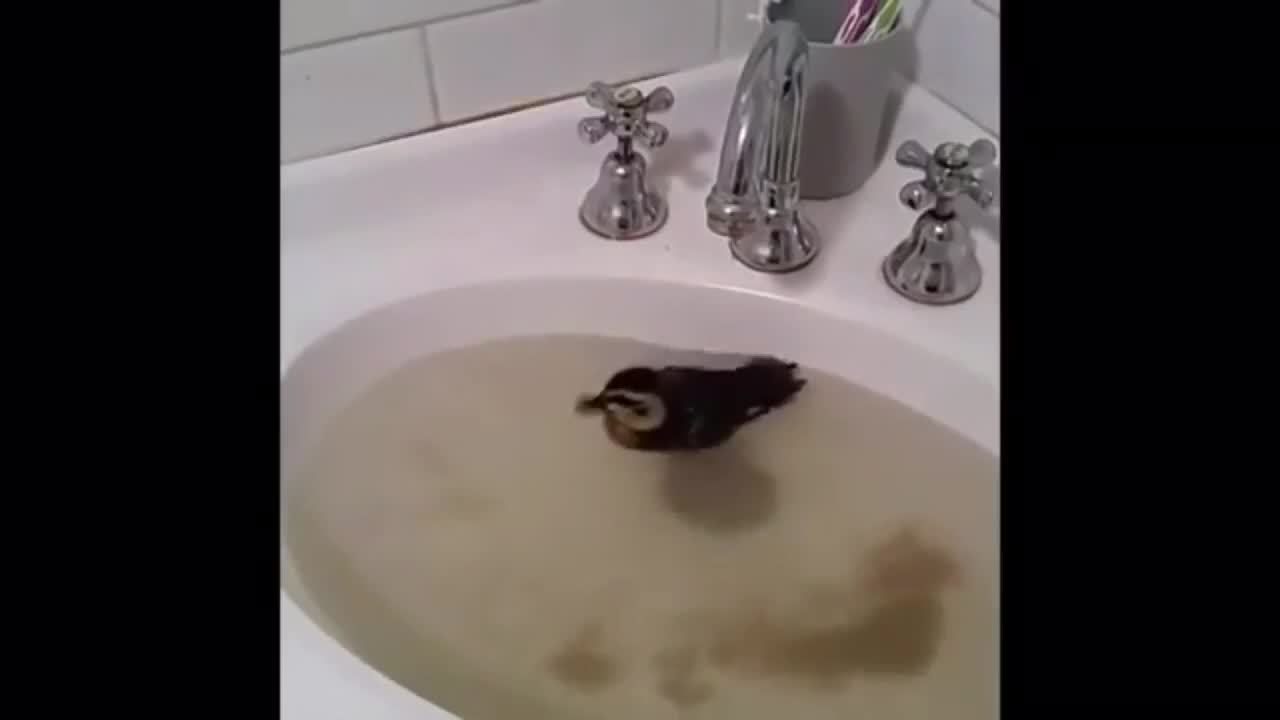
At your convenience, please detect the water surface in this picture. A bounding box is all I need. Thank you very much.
[284,334,998,720]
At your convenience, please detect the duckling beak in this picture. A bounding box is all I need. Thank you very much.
[575,393,605,414]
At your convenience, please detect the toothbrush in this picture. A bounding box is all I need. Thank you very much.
[834,0,879,44]
[862,0,902,42]
[847,0,881,43]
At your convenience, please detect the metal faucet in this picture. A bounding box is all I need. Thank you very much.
[576,81,675,240]
[705,19,820,274]
[882,138,997,305]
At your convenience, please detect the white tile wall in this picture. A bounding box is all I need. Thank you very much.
[909,0,1000,134]
[280,29,437,161]
[720,0,765,58]
[280,0,1000,163]
[427,0,718,124]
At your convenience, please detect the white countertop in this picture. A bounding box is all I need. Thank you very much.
[281,55,999,719]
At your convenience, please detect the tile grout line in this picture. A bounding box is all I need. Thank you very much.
[971,0,1000,18]
[281,69,676,166]
[418,26,444,128]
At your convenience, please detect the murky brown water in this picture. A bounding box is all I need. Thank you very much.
[283,334,998,720]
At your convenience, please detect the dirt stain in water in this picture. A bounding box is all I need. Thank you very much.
[543,527,964,700]
[704,527,961,692]
[861,527,961,597]
[547,622,621,692]
[652,643,716,709]
[708,593,945,691]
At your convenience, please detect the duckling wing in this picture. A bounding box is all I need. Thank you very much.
[670,389,742,449]
[731,358,807,416]
[656,367,761,443]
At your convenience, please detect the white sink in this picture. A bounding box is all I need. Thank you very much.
[282,58,998,720]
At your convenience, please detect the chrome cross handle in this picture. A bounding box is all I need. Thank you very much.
[895,139,997,213]
[577,82,674,150]
[575,81,675,241]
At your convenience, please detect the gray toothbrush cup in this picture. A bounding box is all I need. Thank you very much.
[765,1,907,199]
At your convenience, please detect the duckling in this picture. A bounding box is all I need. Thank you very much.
[575,355,806,451]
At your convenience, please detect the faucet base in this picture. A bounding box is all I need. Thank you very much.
[881,231,982,306]
[728,211,820,274]
[579,193,668,241]
[579,150,668,240]
[705,189,757,238]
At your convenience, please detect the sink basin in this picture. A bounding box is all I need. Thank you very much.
[281,48,999,720]
[281,275,998,720]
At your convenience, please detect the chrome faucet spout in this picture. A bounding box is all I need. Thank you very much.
[705,20,820,273]
[707,21,806,234]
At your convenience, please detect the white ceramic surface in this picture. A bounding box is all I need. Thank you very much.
[281,56,999,720]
